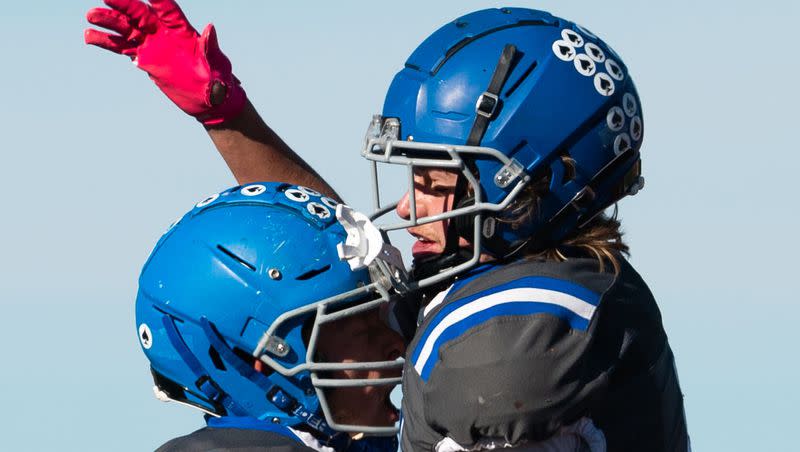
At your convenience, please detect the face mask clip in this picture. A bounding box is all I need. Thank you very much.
[336,204,409,290]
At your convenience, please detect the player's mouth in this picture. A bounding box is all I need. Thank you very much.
[411,234,442,258]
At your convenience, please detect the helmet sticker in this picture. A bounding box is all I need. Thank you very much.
[306,202,331,219]
[605,59,625,81]
[630,116,643,141]
[594,72,616,96]
[552,40,576,61]
[321,197,339,209]
[606,106,625,132]
[561,29,584,48]
[575,23,598,39]
[139,323,153,350]
[284,189,310,203]
[195,193,219,208]
[584,43,606,62]
[623,93,638,117]
[614,133,632,155]
[298,186,322,197]
[573,54,596,76]
[241,184,267,196]
[554,30,619,97]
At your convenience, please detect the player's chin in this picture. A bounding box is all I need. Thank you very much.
[366,387,400,426]
[332,387,399,427]
[383,390,400,424]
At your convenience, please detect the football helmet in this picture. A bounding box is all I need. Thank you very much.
[135,182,403,438]
[362,8,645,288]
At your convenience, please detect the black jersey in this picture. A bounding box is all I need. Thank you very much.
[156,417,318,452]
[401,257,688,452]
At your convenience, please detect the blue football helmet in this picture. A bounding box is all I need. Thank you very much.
[362,8,645,288]
[135,182,403,438]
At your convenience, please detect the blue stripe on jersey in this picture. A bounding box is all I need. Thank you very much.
[417,301,591,381]
[411,276,600,382]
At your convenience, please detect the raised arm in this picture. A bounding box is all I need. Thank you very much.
[84,0,338,199]
[203,98,338,198]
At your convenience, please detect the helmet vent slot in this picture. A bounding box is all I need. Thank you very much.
[208,346,226,371]
[295,264,332,281]
[504,60,538,97]
[216,245,256,271]
[433,20,558,75]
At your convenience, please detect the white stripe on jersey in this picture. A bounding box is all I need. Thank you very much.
[414,287,598,375]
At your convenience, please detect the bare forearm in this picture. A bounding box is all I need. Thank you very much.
[205,100,340,201]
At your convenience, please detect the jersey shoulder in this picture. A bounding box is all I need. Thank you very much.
[410,258,618,382]
[156,425,316,452]
[402,256,666,447]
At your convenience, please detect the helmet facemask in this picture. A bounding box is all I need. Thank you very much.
[361,114,531,291]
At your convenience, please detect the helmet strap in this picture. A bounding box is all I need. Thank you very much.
[466,44,518,146]
[198,318,344,442]
[160,314,242,415]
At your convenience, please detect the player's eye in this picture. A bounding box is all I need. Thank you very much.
[431,184,454,195]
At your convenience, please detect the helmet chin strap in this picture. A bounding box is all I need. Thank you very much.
[192,317,368,449]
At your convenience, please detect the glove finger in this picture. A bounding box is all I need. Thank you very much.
[86,7,134,38]
[148,0,193,30]
[103,0,158,33]
[199,23,219,57]
[199,23,232,72]
[84,28,137,56]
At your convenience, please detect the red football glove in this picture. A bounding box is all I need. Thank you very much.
[84,0,246,125]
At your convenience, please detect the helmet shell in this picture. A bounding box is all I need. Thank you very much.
[383,8,642,245]
[135,183,368,421]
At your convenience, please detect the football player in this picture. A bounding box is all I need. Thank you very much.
[136,182,404,451]
[86,2,689,451]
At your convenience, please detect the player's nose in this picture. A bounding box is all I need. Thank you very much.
[395,191,411,220]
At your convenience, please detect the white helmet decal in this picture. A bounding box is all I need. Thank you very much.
[321,197,339,209]
[552,40,576,61]
[574,54,596,76]
[139,323,153,350]
[605,59,625,81]
[614,133,632,155]
[241,184,267,196]
[594,72,616,96]
[195,193,219,208]
[623,92,638,117]
[284,189,310,203]
[606,106,625,132]
[306,202,331,219]
[561,29,584,48]
[584,43,606,62]
[630,116,643,141]
[298,186,322,197]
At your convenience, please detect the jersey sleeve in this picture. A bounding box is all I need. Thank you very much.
[402,272,619,450]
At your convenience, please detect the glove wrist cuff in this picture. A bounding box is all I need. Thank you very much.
[198,79,247,126]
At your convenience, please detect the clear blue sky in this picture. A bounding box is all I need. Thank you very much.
[0,1,796,450]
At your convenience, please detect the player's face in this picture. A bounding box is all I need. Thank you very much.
[395,168,470,260]
[317,306,405,427]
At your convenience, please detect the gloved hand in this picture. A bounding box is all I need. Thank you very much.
[84,0,246,125]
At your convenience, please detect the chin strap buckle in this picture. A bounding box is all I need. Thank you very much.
[475,91,499,118]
